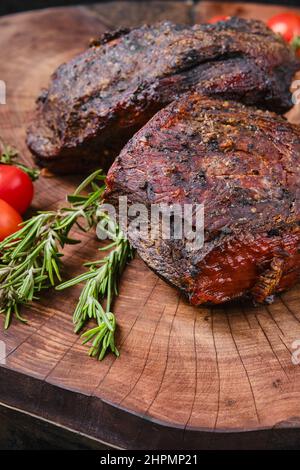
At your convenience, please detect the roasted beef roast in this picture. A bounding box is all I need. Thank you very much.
[105,94,300,305]
[27,18,299,174]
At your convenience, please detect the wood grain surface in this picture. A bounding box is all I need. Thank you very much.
[0,1,300,450]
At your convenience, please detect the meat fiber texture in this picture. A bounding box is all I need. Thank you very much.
[105,94,300,305]
[27,18,299,174]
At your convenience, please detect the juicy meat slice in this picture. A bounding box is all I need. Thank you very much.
[27,18,299,174]
[105,94,300,305]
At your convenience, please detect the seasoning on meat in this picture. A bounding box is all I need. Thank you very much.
[27,18,299,174]
[105,94,300,305]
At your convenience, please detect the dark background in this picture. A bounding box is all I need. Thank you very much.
[1,0,300,17]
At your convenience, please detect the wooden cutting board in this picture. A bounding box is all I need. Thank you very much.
[1,1,300,450]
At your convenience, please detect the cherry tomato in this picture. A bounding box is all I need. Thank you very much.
[267,12,300,43]
[208,15,230,24]
[0,165,34,214]
[0,199,22,242]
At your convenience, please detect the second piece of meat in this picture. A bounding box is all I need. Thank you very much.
[27,18,299,173]
[105,93,300,305]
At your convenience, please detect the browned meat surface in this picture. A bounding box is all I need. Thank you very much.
[27,18,299,174]
[105,94,300,305]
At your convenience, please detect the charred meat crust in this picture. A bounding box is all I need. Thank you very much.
[105,94,300,305]
[27,18,299,174]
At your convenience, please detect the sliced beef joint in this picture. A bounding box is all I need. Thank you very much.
[105,94,300,305]
[27,18,299,174]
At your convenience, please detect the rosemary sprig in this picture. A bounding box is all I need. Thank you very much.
[0,170,106,328]
[0,142,40,181]
[57,216,133,360]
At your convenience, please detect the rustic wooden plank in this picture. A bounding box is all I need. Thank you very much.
[0,401,115,450]
[0,2,300,450]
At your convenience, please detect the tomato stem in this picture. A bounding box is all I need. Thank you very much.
[0,142,40,181]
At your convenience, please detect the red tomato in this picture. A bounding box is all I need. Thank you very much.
[208,15,230,24]
[0,199,22,242]
[267,12,300,43]
[0,165,34,214]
